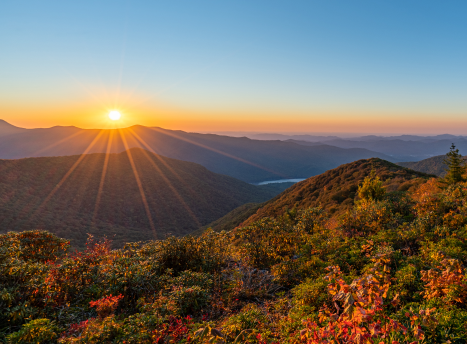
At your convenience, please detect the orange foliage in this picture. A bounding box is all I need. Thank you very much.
[411,178,441,202]
[299,255,431,344]
[421,258,467,304]
[89,294,123,319]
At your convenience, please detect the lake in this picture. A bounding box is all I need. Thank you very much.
[256,178,306,185]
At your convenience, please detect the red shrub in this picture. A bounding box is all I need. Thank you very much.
[89,294,123,319]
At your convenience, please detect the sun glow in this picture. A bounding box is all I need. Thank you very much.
[108,110,121,120]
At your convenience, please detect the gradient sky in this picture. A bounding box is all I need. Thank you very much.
[1,1,467,134]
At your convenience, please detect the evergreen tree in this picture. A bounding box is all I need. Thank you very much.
[443,143,466,184]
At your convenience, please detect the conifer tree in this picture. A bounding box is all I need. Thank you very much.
[443,143,466,185]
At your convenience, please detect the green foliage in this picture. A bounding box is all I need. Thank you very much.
[357,169,386,202]
[142,230,228,274]
[0,231,70,263]
[7,319,59,344]
[444,143,466,185]
[220,304,267,340]
[291,277,331,311]
[169,285,211,316]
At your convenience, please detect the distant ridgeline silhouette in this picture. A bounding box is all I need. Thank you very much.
[0,120,396,183]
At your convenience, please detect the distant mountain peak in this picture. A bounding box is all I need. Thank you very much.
[0,119,20,127]
[0,119,27,136]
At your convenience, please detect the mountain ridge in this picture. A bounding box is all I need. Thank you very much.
[0,121,398,183]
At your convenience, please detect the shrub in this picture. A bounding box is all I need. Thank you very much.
[89,294,123,319]
[221,304,267,340]
[169,285,210,316]
[421,258,467,305]
[292,277,331,311]
[392,264,423,303]
[7,318,59,344]
[142,230,228,274]
[0,230,69,263]
[172,270,213,290]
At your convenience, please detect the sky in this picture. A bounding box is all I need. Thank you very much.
[1,1,467,134]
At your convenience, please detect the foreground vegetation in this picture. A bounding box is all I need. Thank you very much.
[2,163,467,343]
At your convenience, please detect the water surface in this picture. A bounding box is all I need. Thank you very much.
[256,178,306,185]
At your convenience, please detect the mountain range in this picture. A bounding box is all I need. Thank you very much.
[288,138,467,161]
[0,120,398,183]
[234,131,467,161]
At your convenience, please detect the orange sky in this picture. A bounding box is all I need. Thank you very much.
[2,98,467,135]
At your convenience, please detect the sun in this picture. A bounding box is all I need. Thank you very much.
[108,110,121,120]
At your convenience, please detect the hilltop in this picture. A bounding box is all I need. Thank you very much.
[238,158,433,227]
[0,121,397,183]
[0,148,280,247]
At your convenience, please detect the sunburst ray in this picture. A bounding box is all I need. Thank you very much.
[91,130,114,225]
[126,128,202,227]
[25,130,106,226]
[118,129,158,239]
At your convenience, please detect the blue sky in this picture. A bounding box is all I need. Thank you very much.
[1,1,467,133]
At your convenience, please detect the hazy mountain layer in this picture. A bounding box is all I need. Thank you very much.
[0,120,397,183]
[291,138,467,161]
[0,149,280,247]
[237,132,466,143]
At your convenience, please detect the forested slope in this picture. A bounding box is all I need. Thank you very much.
[0,148,279,247]
[242,158,432,225]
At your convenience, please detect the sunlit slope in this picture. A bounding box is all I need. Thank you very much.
[0,122,397,183]
[0,148,279,247]
[241,158,433,226]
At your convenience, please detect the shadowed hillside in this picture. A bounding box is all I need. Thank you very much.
[0,122,397,183]
[397,154,467,177]
[242,158,433,225]
[0,149,280,247]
